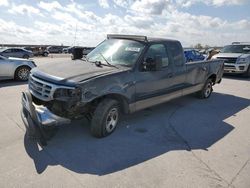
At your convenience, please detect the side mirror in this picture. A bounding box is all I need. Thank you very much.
[143,55,162,71]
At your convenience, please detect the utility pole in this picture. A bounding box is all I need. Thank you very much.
[73,23,78,46]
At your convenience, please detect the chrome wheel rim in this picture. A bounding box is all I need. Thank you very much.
[18,68,29,80]
[204,82,212,97]
[105,108,118,133]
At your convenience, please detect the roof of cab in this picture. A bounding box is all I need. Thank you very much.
[107,34,179,43]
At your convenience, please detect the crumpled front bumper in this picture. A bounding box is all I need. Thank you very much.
[21,91,71,143]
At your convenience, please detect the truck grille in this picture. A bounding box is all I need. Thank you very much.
[28,74,75,101]
[29,75,54,101]
[217,57,237,64]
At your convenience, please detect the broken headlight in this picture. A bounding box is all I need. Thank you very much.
[54,88,81,99]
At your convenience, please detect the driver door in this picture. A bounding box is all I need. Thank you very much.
[134,43,181,111]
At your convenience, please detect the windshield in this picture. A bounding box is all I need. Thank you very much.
[86,39,145,67]
[220,45,250,53]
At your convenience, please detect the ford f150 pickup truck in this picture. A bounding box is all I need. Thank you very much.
[212,42,250,77]
[21,35,224,145]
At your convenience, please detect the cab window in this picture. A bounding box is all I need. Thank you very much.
[168,42,184,66]
[144,44,169,68]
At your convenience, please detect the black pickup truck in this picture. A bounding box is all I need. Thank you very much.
[21,35,224,144]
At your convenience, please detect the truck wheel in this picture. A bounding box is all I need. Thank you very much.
[91,99,120,138]
[15,66,31,81]
[43,52,49,57]
[197,79,213,99]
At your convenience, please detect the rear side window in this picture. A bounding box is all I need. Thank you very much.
[168,42,184,66]
[145,44,169,68]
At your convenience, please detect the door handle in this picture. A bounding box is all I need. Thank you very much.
[202,67,207,71]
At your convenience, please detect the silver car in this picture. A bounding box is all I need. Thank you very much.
[0,55,36,81]
[0,48,34,59]
[212,42,250,77]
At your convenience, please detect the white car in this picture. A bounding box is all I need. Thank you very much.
[0,55,36,81]
[212,42,250,77]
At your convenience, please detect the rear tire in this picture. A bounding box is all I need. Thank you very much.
[23,54,29,59]
[91,99,120,138]
[15,66,31,81]
[43,52,48,57]
[197,79,213,99]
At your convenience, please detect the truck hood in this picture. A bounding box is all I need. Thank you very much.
[31,59,128,86]
[213,53,249,59]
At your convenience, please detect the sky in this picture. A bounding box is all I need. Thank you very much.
[0,0,249,47]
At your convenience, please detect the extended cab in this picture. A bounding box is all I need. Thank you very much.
[212,42,250,77]
[21,35,224,144]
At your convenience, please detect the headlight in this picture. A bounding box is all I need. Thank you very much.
[54,88,81,99]
[31,61,37,67]
[237,58,247,64]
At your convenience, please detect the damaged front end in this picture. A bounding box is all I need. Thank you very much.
[21,91,71,145]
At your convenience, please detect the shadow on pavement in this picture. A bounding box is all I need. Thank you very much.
[0,80,27,88]
[24,92,250,175]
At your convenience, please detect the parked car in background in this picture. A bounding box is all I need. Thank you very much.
[63,46,94,55]
[46,46,63,53]
[0,55,36,81]
[82,47,94,55]
[0,48,34,59]
[212,42,250,77]
[24,47,49,57]
[21,34,224,145]
[63,46,74,53]
[184,49,205,62]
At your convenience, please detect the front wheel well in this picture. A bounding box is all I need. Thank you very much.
[14,65,31,77]
[89,94,130,114]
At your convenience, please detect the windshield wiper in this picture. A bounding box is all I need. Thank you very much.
[99,53,118,69]
[82,53,118,69]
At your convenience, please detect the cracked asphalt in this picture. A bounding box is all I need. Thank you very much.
[0,56,249,188]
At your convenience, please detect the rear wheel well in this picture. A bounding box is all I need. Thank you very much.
[208,74,216,85]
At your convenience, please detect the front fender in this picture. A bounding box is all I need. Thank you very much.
[82,83,132,103]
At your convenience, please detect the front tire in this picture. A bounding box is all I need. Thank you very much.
[15,66,31,81]
[197,79,213,99]
[91,99,120,138]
